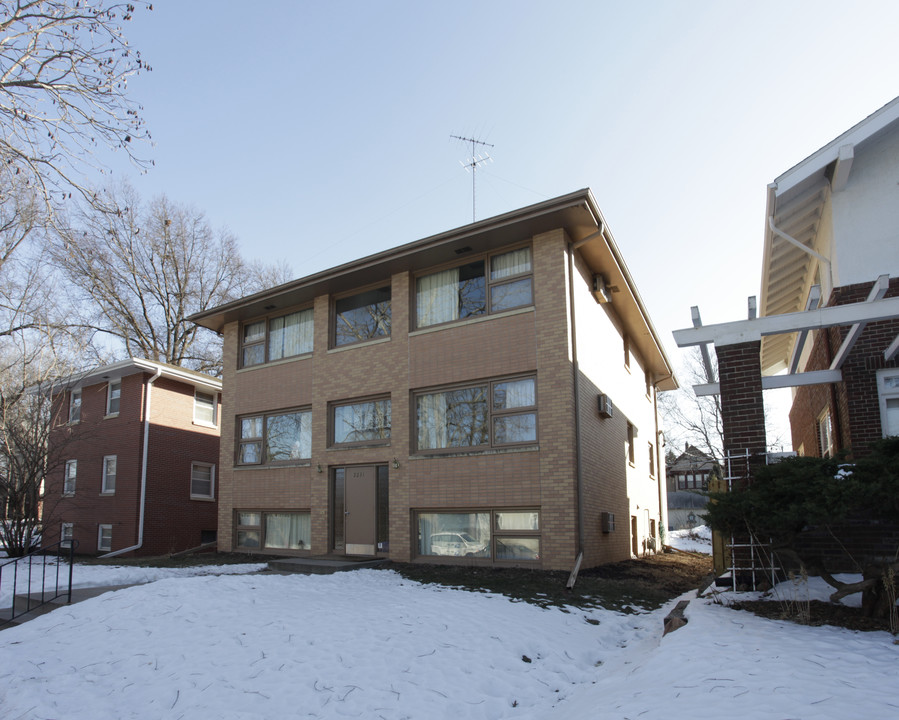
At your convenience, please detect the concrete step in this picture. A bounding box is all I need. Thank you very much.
[267,556,387,574]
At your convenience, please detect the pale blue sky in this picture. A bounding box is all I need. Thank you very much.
[110,1,899,443]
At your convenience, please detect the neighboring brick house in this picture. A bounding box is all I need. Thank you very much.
[673,98,899,575]
[190,189,677,571]
[665,444,717,531]
[44,359,221,556]
[760,96,899,458]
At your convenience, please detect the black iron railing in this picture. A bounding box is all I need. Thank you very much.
[0,540,77,627]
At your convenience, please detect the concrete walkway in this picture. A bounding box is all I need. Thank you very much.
[1,584,136,629]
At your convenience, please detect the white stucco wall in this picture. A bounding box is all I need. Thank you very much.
[830,122,899,286]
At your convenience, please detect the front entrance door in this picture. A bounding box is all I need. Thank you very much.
[344,466,377,556]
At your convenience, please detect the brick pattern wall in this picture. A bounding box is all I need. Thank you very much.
[716,341,767,462]
[790,277,899,458]
[218,228,658,571]
[45,371,219,556]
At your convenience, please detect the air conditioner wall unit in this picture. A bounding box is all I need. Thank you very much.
[598,394,613,418]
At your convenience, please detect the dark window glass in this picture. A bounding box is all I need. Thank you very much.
[335,287,391,346]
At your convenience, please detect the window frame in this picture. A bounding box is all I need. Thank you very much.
[234,510,311,553]
[63,459,77,496]
[60,522,74,548]
[106,379,121,416]
[648,442,655,478]
[101,455,117,495]
[190,461,216,500]
[68,389,81,424]
[194,389,218,426]
[415,508,540,564]
[331,284,392,348]
[876,369,899,438]
[817,409,834,458]
[97,524,112,552]
[626,422,636,466]
[413,374,538,454]
[330,396,392,447]
[413,244,534,331]
[236,408,312,466]
[239,306,314,368]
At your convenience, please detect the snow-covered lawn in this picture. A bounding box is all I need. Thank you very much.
[2,541,898,719]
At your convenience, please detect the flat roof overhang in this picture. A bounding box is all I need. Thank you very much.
[190,189,677,391]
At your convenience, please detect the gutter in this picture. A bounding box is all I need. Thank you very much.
[567,231,601,567]
[99,366,163,558]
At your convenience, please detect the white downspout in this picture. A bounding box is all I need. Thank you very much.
[99,366,163,558]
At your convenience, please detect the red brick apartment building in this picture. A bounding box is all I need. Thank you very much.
[45,359,221,556]
[191,189,677,571]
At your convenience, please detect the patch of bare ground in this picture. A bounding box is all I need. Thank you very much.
[727,598,896,633]
[389,550,715,612]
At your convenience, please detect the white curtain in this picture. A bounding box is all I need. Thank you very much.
[490,247,531,280]
[417,392,448,449]
[269,309,313,360]
[265,512,311,550]
[497,378,535,409]
[417,268,459,326]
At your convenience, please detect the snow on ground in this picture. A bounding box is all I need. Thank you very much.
[2,555,898,719]
[666,524,712,554]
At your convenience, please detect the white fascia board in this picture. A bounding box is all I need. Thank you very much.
[673,295,899,348]
[693,369,843,397]
[774,96,899,197]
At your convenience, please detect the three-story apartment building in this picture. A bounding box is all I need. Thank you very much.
[191,189,676,570]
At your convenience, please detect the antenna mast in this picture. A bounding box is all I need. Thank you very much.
[451,134,494,222]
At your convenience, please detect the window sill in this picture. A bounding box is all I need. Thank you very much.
[190,495,216,502]
[62,493,75,498]
[409,305,534,337]
[193,420,218,429]
[104,412,119,420]
[233,462,311,471]
[327,442,390,451]
[327,336,391,354]
[237,352,311,374]
[409,444,539,460]
[99,491,115,497]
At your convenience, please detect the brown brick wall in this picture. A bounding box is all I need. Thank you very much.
[46,371,220,556]
[218,229,660,571]
[790,277,899,458]
[716,341,767,461]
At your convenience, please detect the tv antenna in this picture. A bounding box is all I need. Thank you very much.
[451,134,494,222]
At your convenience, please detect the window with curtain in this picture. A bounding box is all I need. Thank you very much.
[106,380,121,415]
[416,376,536,451]
[194,390,217,425]
[241,308,314,367]
[269,309,314,361]
[235,511,311,551]
[264,512,311,550]
[414,247,532,329]
[416,509,540,562]
[101,455,116,494]
[190,462,215,499]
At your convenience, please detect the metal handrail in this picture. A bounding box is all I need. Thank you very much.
[1,540,78,627]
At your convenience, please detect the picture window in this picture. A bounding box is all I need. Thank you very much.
[237,409,312,465]
[235,511,310,551]
[416,509,540,562]
[331,398,391,445]
[415,246,532,329]
[334,287,391,347]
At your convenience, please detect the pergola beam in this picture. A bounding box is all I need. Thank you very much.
[693,369,844,397]
[673,295,899,348]
[830,274,890,370]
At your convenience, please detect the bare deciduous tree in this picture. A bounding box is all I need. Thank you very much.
[0,334,82,556]
[53,183,291,374]
[0,0,152,211]
[659,349,725,462]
